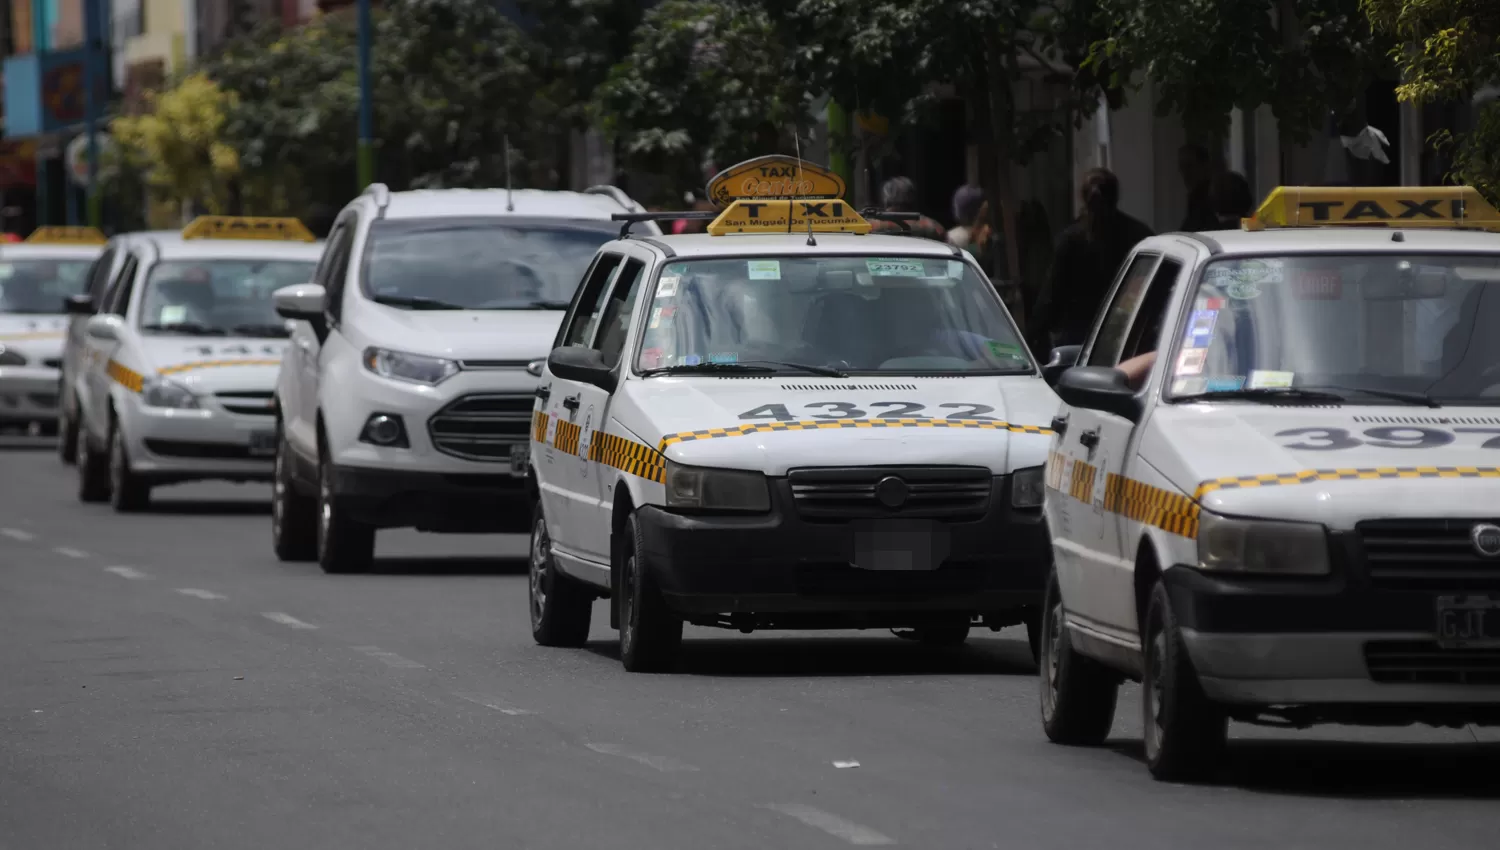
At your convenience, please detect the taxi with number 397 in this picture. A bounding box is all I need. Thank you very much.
[527,155,1060,673]
[73,216,321,511]
[1037,186,1500,782]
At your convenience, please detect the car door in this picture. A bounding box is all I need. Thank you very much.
[290,217,353,460]
[66,244,116,400]
[82,252,140,438]
[538,251,624,560]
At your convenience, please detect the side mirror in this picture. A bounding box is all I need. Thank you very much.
[526,359,545,378]
[1055,366,1141,422]
[547,345,616,393]
[85,314,123,342]
[64,294,95,315]
[273,283,326,321]
[1042,345,1082,386]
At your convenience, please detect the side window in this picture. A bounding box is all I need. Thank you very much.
[562,253,624,348]
[322,220,357,321]
[86,248,116,303]
[1084,253,1159,367]
[1119,259,1184,363]
[594,259,647,369]
[104,255,140,317]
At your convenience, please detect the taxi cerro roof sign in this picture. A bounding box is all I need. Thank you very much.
[1247,186,1500,232]
[181,216,316,242]
[707,199,872,236]
[705,155,847,207]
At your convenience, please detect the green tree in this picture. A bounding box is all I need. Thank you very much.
[1362,0,1500,196]
[111,73,241,220]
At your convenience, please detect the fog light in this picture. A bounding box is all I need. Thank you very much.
[360,413,409,448]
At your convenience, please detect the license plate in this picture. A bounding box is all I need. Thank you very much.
[1436,595,1500,648]
[509,442,529,475]
[849,519,950,571]
[248,431,276,457]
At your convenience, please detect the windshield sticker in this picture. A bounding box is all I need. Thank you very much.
[158,305,187,324]
[1291,269,1343,300]
[987,340,1025,360]
[708,351,739,364]
[640,347,664,370]
[649,306,676,329]
[681,354,703,366]
[1175,348,1206,376]
[1204,376,1246,392]
[657,276,679,298]
[1225,281,1261,299]
[748,260,781,280]
[1201,296,1225,310]
[866,258,927,277]
[1248,369,1294,389]
[1171,377,1206,395]
[1183,309,1217,348]
[948,260,965,279]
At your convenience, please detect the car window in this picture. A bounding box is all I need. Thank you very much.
[562,254,623,348]
[321,221,356,320]
[104,255,139,316]
[136,259,316,337]
[596,258,647,369]
[1085,253,1160,368]
[1119,259,1183,364]
[634,255,1030,374]
[0,259,95,313]
[86,247,117,301]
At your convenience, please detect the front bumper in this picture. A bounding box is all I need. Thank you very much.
[0,366,60,422]
[635,476,1048,628]
[121,401,275,482]
[329,464,530,533]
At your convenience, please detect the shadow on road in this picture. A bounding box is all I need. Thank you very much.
[370,556,528,576]
[586,633,1037,677]
[143,499,272,516]
[1106,737,1500,799]
[0,436,56,451]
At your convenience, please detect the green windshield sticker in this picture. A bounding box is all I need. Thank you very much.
[159,305,187,324]
[748,260,781,280]
[987,340,1024,360]
[866,258,926,277]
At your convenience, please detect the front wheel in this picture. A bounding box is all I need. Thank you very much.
[76,423,110,503]
[1039,569,1119,746]
[272,432,317,562]
[529,504,593,647]
[108,422,151,512]
[58,403,78,464]
[316,454,375,574]
[1142,581,1227,782]
[618,512,682,673]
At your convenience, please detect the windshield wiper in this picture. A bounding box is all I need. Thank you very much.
[372,294,467,310]
[639,362,777,377]
[1299,385,1441,408]
[522,300,571,310]
[734,359,849,378]
[140,322,226,336]
[231,323,292,338]
[1174,387,1350,405]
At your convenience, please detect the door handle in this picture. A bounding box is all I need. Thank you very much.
[1078,428,1100,449]
[1050,414,1068,436]
[534,385,551,403]
[561,394,580,412]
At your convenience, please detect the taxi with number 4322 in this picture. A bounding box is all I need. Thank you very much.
[1037,186,1500,782]
[73,216,322,511]
[527,155,1059,672]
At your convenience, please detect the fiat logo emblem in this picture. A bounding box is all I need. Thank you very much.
[1471,523,1500,558]
[875,476,909,509]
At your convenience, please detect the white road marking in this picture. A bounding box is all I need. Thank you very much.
[1,528,35,541]
[351,646,425,668]
[764,804,895,846]
[585,743,699,773]
[175,588,227,600]
[453,692,533,716]
[54,547,88,558]
[261,612,318,630]
[104,566,150,580]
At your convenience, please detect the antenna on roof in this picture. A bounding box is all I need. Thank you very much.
[504,136,515,212]
[790,133,805,236]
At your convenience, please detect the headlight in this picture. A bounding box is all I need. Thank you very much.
[363,347,459,385]
[0,345,25,366]
[1010,466,1044,508]
[664,460,770,513]
[141,378,199,409]
[1196,511,1330,575]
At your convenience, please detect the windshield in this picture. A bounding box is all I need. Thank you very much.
[0,259,94,313]
[363,217,618,310]
[1163,254,1500,405]
[137,259,315,337]
[633,255,1031,375]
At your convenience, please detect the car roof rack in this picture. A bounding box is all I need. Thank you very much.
[611,211,719,239]
[859,209,920,232]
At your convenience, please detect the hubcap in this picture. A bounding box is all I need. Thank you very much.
[620,553,638,656]
[529,517,549,628]
[1145,627,1167,758]
[272,444,285,535]
[317,462,332,555]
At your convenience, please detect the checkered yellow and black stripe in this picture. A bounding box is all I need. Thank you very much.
[106,359,144,393]
[157,358,281,376]
[658,418,1051,451]
[589,431,665,484]
[1195,465,1500,500]
[1105,474,1200,538]
[1068,458,1097,504]
[1045,450,1068,491]
[553,419,582,456]
[532,411,550,443]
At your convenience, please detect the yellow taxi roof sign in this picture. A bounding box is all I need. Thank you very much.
[26,225,106,245]
[182,216,316,242]
[1244,186,1500,233]
[707,199,871,236]
[705,155,847,208]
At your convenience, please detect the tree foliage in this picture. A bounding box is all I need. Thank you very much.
[111,73,240,217]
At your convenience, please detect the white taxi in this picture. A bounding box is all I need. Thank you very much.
[75,217,322,511]
[527,156,1059,672]
[0,228,105,433]
[1038,186,1500,781]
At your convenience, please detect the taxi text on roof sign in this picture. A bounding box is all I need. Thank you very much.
[1245,186,1500,232]
[26,225,106,245]
[705,155,847,208]
[706,199,872,236]
[181,216,316,243]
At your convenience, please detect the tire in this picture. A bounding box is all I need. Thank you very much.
[108,422,151,512]
[58,404,78,464]
[1024,608,1043,665]
[529,503,593,647]
[76,422,110,503]
[1142,581,1227,782]
[912,622,970,646]
[271,432,317,562]
[316,453,375,574]
[617,512,682,673]
[1039,568,1119,746]
[37,419,59,438]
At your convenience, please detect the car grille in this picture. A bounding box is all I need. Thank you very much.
[1365,640,1500,685]
[1357,519,1500,591]
[215,390,275,416]
[787,466,992,522]
[428,393,532,462]
[27,392,57,408]
[145,439,261,460]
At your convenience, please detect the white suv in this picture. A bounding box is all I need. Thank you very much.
[271,184,656,573]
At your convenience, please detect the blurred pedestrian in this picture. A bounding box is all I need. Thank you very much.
[1029,168,1153,351]
[1209,170,1254,229]
[947,185,985,249]
[673,193,716,235]
[869,177,946,241]
[1179,144,1220,232]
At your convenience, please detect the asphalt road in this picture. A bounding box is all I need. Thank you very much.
[2,435,1498,850]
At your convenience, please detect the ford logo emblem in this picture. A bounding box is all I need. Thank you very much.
[875,475,908,509]
[1471,523,1500,558]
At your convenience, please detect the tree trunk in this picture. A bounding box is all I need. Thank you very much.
[982,32,1026,332]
